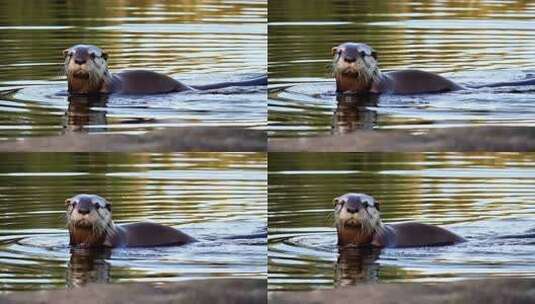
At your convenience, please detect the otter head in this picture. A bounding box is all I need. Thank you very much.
[65,194,113,248]
[333,193,383,247]
[331,43,382,93]
[63,45,110,94]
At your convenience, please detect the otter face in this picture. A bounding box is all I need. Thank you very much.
[63,44,109,93]
[65,194,112,247]
[331,42,381,92]
[333,193,382,246]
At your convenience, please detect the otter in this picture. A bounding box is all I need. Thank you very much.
[331,42,535,94]
[63,44,267,95]
[333,193,465,248]
[65,194,195,248]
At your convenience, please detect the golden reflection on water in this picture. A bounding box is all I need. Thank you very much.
[0,152,266,230]
[0,0,266,80]
[269,152,535,228]
[269,0,535,78]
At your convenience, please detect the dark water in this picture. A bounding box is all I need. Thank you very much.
[268,0,535,137]
[0,0,266,140]
[268,153,535,291]
[0,152,267,291]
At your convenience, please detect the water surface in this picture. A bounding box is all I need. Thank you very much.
[0,152,267,291]
[268,153,535,291]
[268,0,535,137]
[0,0,267,140]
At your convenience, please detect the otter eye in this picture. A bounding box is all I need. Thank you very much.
[94,203,101,209]
[90,53,96,59]
[360,51,366,57]
[362,201,369,208]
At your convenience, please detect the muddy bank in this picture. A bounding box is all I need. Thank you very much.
[269,127,535,152]
[271,279,535,304]
[0,279,266,304]
[0,127,266,152]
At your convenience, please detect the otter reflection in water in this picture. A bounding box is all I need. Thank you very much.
[335,246,381,287]
[63,94,108,132]
[332,94,379,134]
[67,247,111,287]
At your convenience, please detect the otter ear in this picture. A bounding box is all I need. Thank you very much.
[332,198,340,206]
[102,51,108,61]
[375,201,380,211]
[104,200,111,211]
[331,47,339,56]
[371,51,378,60]
[64,198,72,207]
[63,49,70,58]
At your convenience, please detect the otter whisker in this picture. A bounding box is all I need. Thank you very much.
[95,208,117,240]
[326,212,335,225]
[94,209,109,234]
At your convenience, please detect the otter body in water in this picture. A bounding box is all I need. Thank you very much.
[331,42,535,94]
[63,44,267,95]
[65,194,194,248]
[333,193,465,248]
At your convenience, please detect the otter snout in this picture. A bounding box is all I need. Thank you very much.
[338,193,370,213]
[343,55,357,63]
[74,58,87,65]
[75,200,93,215]
[345,200,361,213]
[340,47,362,64]
[70,47,91,66]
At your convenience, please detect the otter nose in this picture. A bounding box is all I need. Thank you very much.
[346,205,359,213]
[74,58,86,65]
[76,200,93,214]
[343,56,356,63]
[77,206,90,215]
